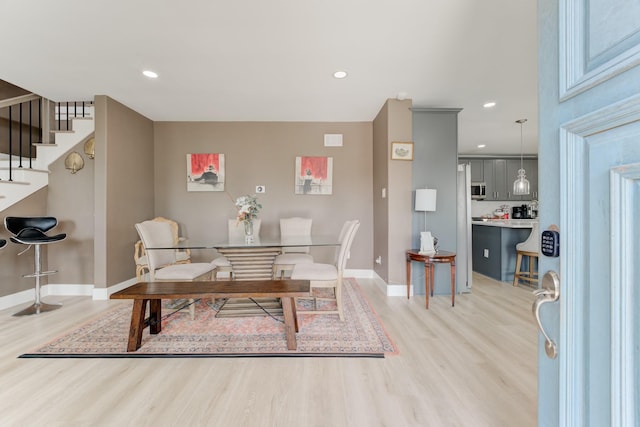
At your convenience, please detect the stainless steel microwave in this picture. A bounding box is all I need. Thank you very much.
[471,182,486,200]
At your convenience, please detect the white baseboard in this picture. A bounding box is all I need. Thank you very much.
[0,269,407,310]
[0,283,94,311]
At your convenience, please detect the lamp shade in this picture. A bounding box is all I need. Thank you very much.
[415,188,437,212]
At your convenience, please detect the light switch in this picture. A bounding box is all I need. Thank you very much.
[382,188,386,198]
[483,249,489,258]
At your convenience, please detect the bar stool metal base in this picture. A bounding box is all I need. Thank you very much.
[14,302,62,316]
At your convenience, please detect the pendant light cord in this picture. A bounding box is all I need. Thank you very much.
[516,118,527,170]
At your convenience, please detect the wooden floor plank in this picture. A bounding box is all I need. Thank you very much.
[0,273,537,426]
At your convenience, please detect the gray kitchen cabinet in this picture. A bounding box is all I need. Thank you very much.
[459,158,484,182]
[523,159,538,200]
[472,224,531,282]
[469,159,484,182]
[483,159,507,200]
[460,157,538,201]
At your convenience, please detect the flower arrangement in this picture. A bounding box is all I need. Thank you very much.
[235,194,262,224]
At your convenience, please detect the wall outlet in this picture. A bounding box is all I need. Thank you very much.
[375,256,382,265]
[483,249,489,258]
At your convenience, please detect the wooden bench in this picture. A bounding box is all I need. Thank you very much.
[110,280,311,352]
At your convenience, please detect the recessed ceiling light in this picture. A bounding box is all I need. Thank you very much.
[483,101,496,108]
[477,144,486,148]
[333,70,348,79]
[142,70,158,79]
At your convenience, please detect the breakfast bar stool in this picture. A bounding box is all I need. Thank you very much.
[513,222,539,287]
[4,216,67,316]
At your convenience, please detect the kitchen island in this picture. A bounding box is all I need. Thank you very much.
[471,219,537,282]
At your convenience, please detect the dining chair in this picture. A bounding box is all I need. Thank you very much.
[210,219,262,279]
[291,219,360,320]
[133,217,191,281]
[272,217,314,278]
[135,220,217,319]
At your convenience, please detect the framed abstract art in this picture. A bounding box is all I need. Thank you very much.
[295,156,333,195]
[186,153,225,192]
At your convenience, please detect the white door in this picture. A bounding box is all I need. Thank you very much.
[538,0,640,425]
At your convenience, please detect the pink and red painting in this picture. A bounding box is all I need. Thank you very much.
[295,156,333,195]
[186,153,225,192]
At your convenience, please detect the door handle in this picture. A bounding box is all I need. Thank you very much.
[532,270,560,359]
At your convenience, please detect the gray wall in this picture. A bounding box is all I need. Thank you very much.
[48,138,95,284]
[153,121,373,268]
[371,99,414,287]
[411,108,461,295]
[94,95,155,289]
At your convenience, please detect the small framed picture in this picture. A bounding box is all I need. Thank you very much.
[391,141,414,160]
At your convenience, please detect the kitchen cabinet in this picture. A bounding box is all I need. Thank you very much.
[468,159,484,182]
[460,157,538,201]
[472,223,532,282]
[483,159,507,201]
[524,159,538,200]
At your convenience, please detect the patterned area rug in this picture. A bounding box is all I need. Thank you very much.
[21,279,397,358]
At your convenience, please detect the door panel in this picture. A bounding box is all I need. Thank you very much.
[539,0,640,425]
[559,102,640,425]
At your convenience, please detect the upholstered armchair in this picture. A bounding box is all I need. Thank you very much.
[134,217,191,280]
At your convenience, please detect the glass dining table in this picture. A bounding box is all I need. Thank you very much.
[146,235,340,280]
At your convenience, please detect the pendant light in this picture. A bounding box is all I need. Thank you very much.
[513,118,530,195]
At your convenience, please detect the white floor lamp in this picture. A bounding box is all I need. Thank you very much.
[415,188,437,254]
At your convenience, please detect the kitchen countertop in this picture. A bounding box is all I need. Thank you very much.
[471,219,538,228]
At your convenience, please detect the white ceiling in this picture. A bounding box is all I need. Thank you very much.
[0,0,538,155]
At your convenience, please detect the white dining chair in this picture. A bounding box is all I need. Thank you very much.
[273,217,314,278]
[291,219,360,321]
[135,220,217,319]
[210,219,262,279]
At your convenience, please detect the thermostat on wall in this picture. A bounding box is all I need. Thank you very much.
[255,185,266,193]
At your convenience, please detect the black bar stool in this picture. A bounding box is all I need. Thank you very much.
[4,217,67,316]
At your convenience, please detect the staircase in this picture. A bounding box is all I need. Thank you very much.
[0,102,94,212]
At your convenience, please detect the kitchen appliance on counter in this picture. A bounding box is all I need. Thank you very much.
[513,204,536,219]
[512,205,526,219]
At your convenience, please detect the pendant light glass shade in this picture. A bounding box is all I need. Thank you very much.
[513,168,530,195]
[513,119,530,195]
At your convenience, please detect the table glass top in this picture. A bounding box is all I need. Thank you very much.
[145,235,340,250]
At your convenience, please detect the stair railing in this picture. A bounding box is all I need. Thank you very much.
[0,97,93,182]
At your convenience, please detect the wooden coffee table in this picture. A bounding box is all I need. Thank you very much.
[110,279,311,351]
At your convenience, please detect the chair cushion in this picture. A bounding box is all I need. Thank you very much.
[274,253,314,265]
[210,255,231,267]
[175,252,190,262]
[10,227,67,244]
[155,263,216,280]
[137,252,188,266]
[291,263,337,281]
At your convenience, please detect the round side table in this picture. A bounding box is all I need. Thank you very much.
[406,249,456,309]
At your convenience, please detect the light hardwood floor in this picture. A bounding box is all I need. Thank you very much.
[0,273,537,427]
